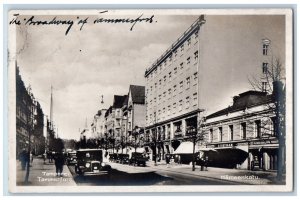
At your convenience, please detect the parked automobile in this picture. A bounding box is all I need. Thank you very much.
[66,151,77,165]
[129,152,147,167]
[75,149,111,175]
[109,153,118,162]
[117,154,129,164]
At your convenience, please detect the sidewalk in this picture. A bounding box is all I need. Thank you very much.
[110,160,285,185]
[16,157,76,186]
[147,161,285,185]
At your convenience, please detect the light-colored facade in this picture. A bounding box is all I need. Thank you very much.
[90,109,107,139]
[204,91,277,171]
[144,15,285,161]
[104,95,128,153]
[144,16,205,160]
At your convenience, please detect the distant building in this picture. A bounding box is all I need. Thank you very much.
[127,85,146,142]
[105,95,128,153]
[204,91,277,170]
[91,109,107,140]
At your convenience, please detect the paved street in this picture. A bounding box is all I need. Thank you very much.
[67,161,284,186]
[16,157,284,186]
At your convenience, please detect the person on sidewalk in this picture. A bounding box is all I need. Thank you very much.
[204,156,209,171]
[165,154,170,168]
[19,149,29,170]
[54,152,65,176]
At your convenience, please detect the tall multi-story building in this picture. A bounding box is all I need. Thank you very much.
[16,64,45,156]
[144,15,285,161]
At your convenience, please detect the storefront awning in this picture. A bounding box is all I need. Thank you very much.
[174,141,199,154]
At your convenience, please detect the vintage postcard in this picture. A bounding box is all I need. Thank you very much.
[7,9,293,193]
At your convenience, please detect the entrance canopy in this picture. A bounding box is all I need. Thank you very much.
[174,141,199,154]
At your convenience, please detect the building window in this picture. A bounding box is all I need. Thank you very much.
[262,62,268,74]
[167,105,171,115]
[209,128,213,142]
[168,88,172,96]
[169,72,172,79]
[263,44,269,55]
[174,49,178,57]
[179,81,183,92]
[218,127,223,142]
[270,117,276,136]
[241,122,246,139]
[154,97,156,104]
[193,93,197,106]
[229,125,233,141]
[174,67,177,75]
[194,51,198,62]
[185,96,190,109]
[173,103,176,114]
[180,62,184,70]
[169,55,172,62]
[163,91,166,98]
[163,107,166,114]
[193,72,198,84]
[179,100,183,111]
[194,31,199,39]
[163,75,167,83]
[158,94,161,101]
[154,82,157,89]
[187,38,191,47]
[159,79,162,86]
[180,44,184,52]
[262,82,267,92]
[150,86,152,91]
[254,120,261,138]
[186,77,190,89]
[187,57,191,65]
[173,85,177,95]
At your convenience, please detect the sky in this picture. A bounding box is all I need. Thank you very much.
[14,11,286,140]
[15,12,199,140]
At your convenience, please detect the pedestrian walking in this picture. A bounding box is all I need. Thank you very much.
[54,152,65,176]
[43,152,47,164]
[204,156,209,171]
[19,149,28,170]
[165,154,170,168]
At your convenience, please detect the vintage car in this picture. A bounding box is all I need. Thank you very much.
[117,154,130,164]
[109,153,118,162]
[66,151,77,165]
[129,152,147,167]
[75,149,112,175]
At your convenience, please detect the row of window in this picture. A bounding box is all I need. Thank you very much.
[146,93,198,123]
[208,118,276,142]
[146,72,198,101]
[146,48,199,81]
[146,31,198,79]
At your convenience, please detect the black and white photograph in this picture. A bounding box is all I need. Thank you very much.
[7,9,293,193]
